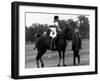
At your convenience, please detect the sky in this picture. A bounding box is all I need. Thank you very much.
[26,12,89,27]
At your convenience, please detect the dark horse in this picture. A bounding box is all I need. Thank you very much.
[35,26,72,68]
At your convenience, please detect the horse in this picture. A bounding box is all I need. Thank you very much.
[35,25,72,68]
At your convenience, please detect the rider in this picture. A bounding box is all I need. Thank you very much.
[49,16,62,49]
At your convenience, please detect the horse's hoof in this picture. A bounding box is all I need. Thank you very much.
[42,65,44,67]
[37,66,39,68]
[58,64,60,67]
[63,64,66,66]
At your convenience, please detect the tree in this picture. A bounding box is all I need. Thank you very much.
[78,15,89,24]
[67,19,77,33]
[78,15,89,39]
[25,26,30,42]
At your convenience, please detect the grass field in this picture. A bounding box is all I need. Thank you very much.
[25,39,89,68]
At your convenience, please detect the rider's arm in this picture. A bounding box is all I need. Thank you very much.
[55,22,61,31]
[57,25,61,31]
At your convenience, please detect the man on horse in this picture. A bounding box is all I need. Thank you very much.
[34,16,62,50]
[49,15,62,50]
[35,16,71,67]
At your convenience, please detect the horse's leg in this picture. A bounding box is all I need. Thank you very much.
[58,50,61,67]
[40,59,44,67]
[39,49,47,67]
[36,51,42,68]
[36,54,40,68]
[62,49,66,66]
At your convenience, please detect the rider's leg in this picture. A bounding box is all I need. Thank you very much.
[53,37,57,49]
[50,38,53,50]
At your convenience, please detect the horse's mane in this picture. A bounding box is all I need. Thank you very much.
[62,24,70,34]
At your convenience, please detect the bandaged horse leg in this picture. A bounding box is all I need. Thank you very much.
[40,59,44,67]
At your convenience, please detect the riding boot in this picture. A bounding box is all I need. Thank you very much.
[53,38,57,50]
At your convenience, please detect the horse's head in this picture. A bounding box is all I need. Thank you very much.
[63,24,73,40]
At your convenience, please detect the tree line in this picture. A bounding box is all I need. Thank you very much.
[25,15,89,43]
